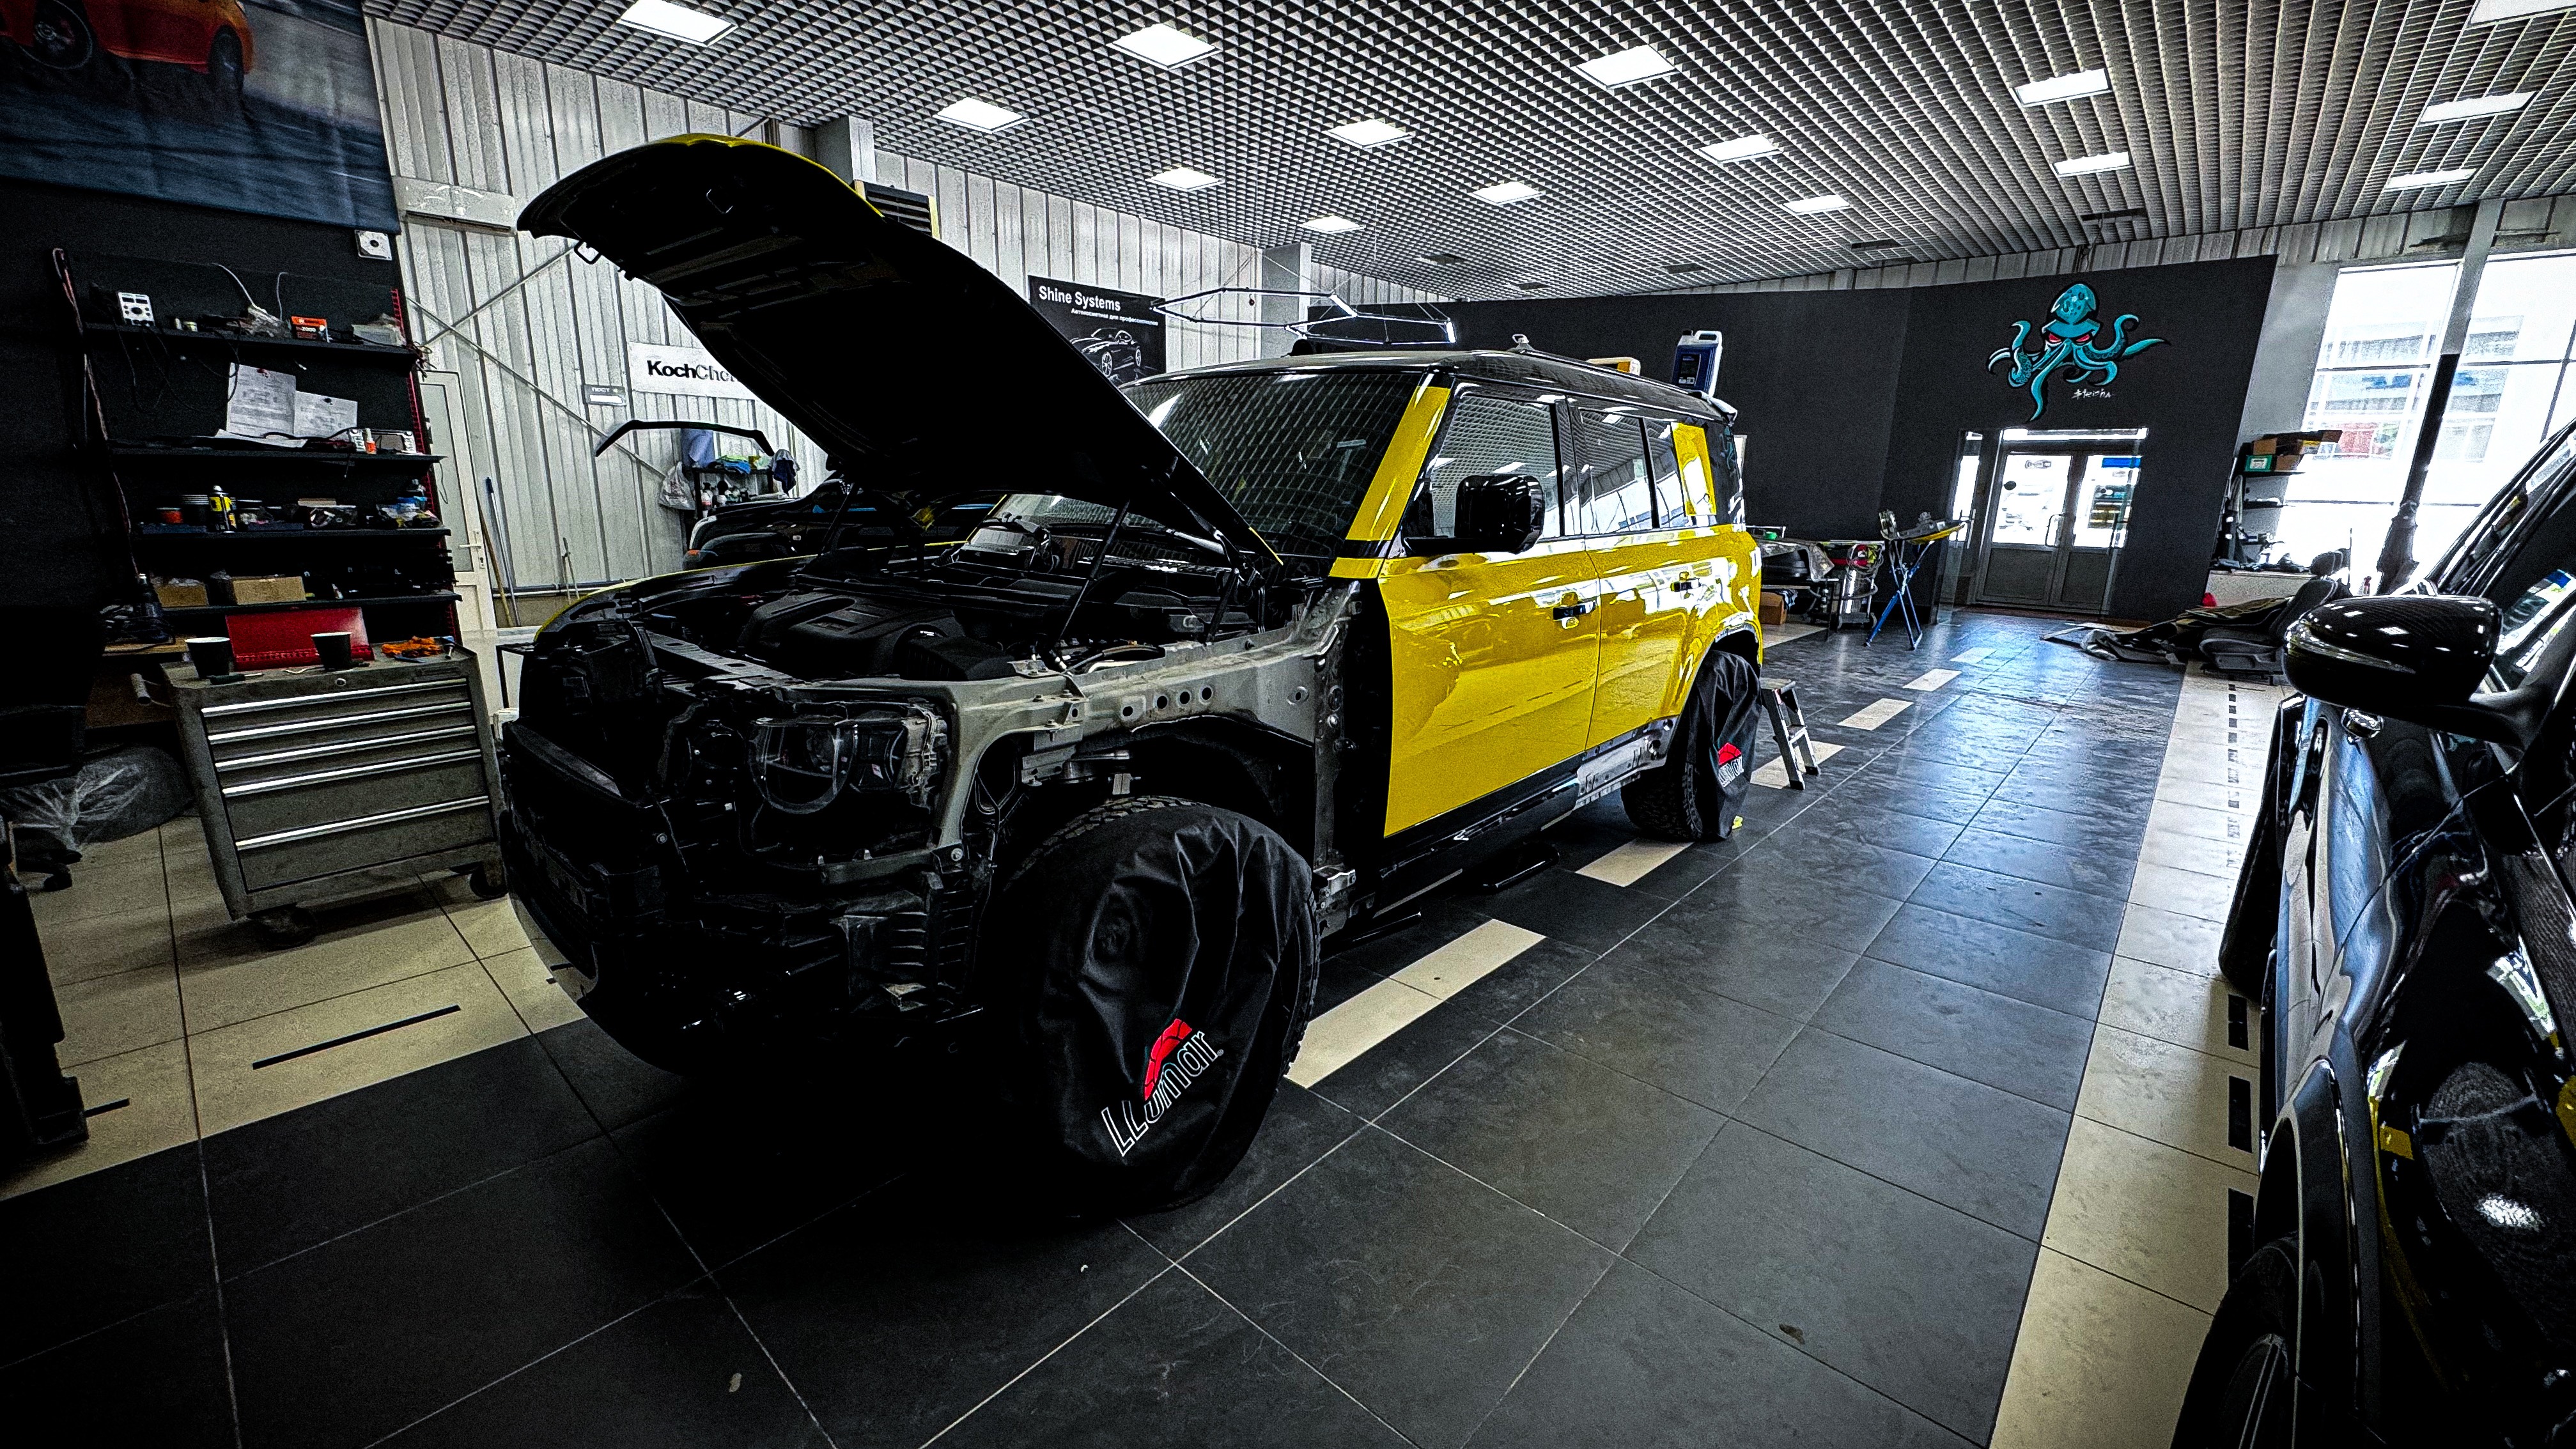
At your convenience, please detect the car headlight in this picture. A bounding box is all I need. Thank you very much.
[749,705,946,814]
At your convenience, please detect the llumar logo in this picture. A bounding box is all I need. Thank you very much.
[1101,1020,1223,1158]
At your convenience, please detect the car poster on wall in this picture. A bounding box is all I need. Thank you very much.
[1027,275,1166,384]
[0,0,398,230]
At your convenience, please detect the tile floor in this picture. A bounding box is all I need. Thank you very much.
[1,609,2267,1447]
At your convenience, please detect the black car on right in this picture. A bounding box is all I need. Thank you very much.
[2179,420,2576,1447]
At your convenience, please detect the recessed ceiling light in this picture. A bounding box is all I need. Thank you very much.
[2418,93,2535,125]
[1328,118,1410,148]
[1113,22,1216,68]
[1577,45,1675,88]
[1516,281,1551,291]
[2079,206,2148,222]
[1303,215,1363,234]
[1420,252,1467,266]
[1698,135,1781,164]
[2014,68,2110,106]
[1783,194,1851,214]
[615,0,732,45]
[2386,169,2478,190]
[1473,180,1542,205]
[1664,261,1707,273]
[1150,166,1222,191]
[935,97,1022,132]
[2053,150,2132,176]
[2471,0,2576,22]
[1845,238,1905,250]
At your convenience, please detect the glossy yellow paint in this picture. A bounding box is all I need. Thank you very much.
[1343,383,1452,545]
[1584,530,1698,747]
[1377,538,1601,835]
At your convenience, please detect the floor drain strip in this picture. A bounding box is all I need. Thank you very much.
[253,1005,462,1070]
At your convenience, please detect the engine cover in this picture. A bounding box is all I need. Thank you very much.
[742,592,1016,680]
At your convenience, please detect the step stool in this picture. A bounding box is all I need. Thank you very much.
[1757,678,1820,789]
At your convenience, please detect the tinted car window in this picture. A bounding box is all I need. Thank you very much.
[1576,409,1656,534]
[2442,424,2576,688]
[1645,420,1688,523]
[1403,392,1563,543]
[1119,369,1420,559]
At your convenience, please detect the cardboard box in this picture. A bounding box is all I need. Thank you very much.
[222,575,308,605]
[153,578,208,608]
[1758,590,1787,626]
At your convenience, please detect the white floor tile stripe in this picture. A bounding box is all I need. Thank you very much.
[1752,739,1844,787]
[1950,648,1994,663]
[1838,697,1912,730]
[1576,839,1692,888]
[1903,669,1960,690]
[1285,920,1542,1087]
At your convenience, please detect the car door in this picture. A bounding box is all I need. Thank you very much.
[1571,406,1698,747]
[1377,385,1601,836]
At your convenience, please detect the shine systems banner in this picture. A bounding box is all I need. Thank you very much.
[0,0,397,230]
[1027,275,1167,385]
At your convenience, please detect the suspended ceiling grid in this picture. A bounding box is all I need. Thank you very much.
[368,0,2576,300]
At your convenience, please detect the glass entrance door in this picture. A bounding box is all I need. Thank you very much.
[1971,429,2146,614]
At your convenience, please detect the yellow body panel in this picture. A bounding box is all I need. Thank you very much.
[1377,538,1601,835]
[1344,382,1452,545]
[1585,531,1708,746]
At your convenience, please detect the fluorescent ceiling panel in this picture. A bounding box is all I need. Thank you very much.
[1113,22,1215,68]
[2014,68,2109,106]
[1472,180,1542,205]
[2385,169,2477,189]
[1149,166,1222,190]
[1698,135,1781,163]
[1328,118,1410,148]
[1303,214,1362,233]
[1783,194,1851,213]
[934,97,1021,131]
[1578,45,1675,88]
[616,0,732,44]
[2417,93,2534,124]
[2053,150,2132,176]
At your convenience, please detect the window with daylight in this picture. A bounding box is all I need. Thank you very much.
[2285,254,2576,576]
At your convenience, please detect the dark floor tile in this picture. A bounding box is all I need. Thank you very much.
[939,1267,1408,1448]
[1814,960,2095,1110]
[225,1135,702,1449]
[1300,986,1503,1120]
[0,1142,210,1365]
[1870,751,2011,796]
[1968,796,2151,854]
[1861,903,2114,1018]
[1781,787,1969,860]
[1186,1127,1613,1449]
[720,1174,1169,1449]
[1466,1260,1969,1449]
[1515,954,1801,1114]
[0,1291,232,1446]
[1445,934,1601,1029]
[380,1283,828,1448]
[1941,827,2136,903]
[611,1078,922,1271]
[1734,1029,2069,1238]
[533,1018,690,1133]
[1624,838,1737,901]
[1379,1028,1723,1250]
[1615,871,1897,1019]
[1475,865,1672,952]
[1909,861,2125,952]
[1988,770,2156,817]
[1321,898,1495,991]
[1630,1124,2036,1441]
[1732,830,1940,903]
[1842,771,1994,825]
[1126,1083,1362,1255]
[206,1035,600,1274]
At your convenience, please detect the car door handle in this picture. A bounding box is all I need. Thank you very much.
[1672,578,1696,592]
[1553,600,1596,621]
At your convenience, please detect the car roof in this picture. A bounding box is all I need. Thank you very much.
[1148,348,1737,424]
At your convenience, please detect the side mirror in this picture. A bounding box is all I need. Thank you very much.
[1452,474,1547,554]
[2286,594,2538,745]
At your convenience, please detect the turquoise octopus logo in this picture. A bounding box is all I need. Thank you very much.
[1986,283,2165,419]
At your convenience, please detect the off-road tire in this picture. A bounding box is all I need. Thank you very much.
[1623,649,1760,842]
[980,794,1318,1213]
[2170,1236,2297,1448]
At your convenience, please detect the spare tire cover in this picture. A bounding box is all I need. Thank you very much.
[983,798,1317,1202]
[1673,650,1760,839]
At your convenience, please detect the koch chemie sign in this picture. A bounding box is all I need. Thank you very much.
[1027,275,1166,385]
[628,342,757,402]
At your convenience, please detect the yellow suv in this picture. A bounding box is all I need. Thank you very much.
[500,136,1763,1209]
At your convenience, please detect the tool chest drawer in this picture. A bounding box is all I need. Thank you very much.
[176,653,505,921]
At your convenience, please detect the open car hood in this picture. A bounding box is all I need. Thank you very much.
[518,136,1276,564]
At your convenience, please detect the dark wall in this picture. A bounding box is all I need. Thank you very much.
[1448,254,2278,623]
[0,176,398,611]
[1448,290,1911,538]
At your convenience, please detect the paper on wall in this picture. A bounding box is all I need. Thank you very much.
[221,364,297,442]
[291,391,359,440]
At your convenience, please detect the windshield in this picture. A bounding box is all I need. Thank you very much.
[986,369,1417,562]
[2435,421,2576,689]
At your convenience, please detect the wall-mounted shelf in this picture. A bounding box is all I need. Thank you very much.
[107,446,442,469]
[159,592,462,620]
[82,322,419,364]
